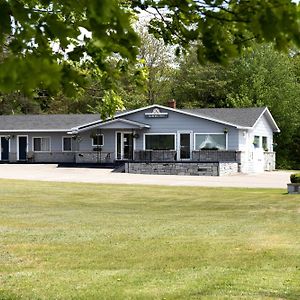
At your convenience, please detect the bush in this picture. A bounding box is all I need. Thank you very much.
[290,173,300,183]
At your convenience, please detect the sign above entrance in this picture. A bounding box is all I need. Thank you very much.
[145,108,169,118]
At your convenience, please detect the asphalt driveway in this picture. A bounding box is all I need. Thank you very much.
[0,164,293,188]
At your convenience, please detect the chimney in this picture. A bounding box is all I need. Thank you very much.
[168,99,176,109]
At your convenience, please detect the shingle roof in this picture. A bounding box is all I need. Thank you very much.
[181,107,266,128]
[0,106,268,131]
[0,114,101,131]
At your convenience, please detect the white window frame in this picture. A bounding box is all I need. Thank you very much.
[32,136,51,152]
[91,134,104,147]
[62,136,73,152]
[143,133,177,151]
[193,132,228,150]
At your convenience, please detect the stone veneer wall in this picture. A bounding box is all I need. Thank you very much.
[264,152,276,171]
[219,162,239,176]
[31,152,74,163]
[75,151,114,163]
[125,162,238,176]
[192,150,240,162]
[13,151,114,163]
[134,150,177,161]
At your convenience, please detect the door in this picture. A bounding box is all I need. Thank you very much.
[178,132,191,159]
[0,137,9,161]
[18,136,27,161]
[116,132,134,160]
[123,133,133,160]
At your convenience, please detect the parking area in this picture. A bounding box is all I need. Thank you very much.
[0,164,293,188]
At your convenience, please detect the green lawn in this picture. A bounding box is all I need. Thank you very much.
[0,180,300,300]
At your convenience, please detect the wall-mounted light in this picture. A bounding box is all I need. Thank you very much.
[72,134,82,142]
[5,135,11,140]
[224,128,228,134]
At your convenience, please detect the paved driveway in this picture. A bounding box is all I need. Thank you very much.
[0,164,293,188]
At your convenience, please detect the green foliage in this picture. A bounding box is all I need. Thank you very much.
[170,49,228,108]
[165,44,300,169]
[225,44,300,168]
[0,0,139,112]
[0,0,300,115]
[136,0,300,64]
[290,173,300,183]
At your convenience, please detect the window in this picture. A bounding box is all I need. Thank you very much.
[63,137,72,152]
[145,134,175,150]
[262,136,268,151]
[194,134,226,150]
[33,137,50,152]
[92,134,104,146]
[253,135,260,148]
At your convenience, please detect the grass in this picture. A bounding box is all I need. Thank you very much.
[0,180,300,299]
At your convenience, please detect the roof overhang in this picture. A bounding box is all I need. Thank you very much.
[0,129,70,132]
[71,118,150,134]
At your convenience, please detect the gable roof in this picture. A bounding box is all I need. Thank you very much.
[112,104,280,132]
[181,107,266,128]
[73,118,150,133]
[0,105,280,132]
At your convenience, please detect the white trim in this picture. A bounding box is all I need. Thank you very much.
[115,131,136,160]
[0,129,70,133]
[113,105,250,129]
[252,107,280,133]
[193,132,228,150]
[74,118,150,133]
[17,135,28,161]
[177,131,193,160]
[32,136,51,152]
[0,136,10,161]
[62,136,73,152]
[71,105,250,132]
[143,133,177,151]
[91,134,104,147]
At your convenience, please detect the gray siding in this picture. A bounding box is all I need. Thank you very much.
[124,108,240,150]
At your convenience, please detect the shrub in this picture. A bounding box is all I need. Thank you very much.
[290,173,300,183]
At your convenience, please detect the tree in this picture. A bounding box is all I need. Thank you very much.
[137,24,174,105]
[170,49,228,108]
[1,0,300,115]
[225,44,300,168]
[0,0,139,115]
[137,0,300,63]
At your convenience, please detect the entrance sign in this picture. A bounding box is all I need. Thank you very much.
[145,108,168,118]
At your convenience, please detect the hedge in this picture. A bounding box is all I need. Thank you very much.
[290,173,300,183]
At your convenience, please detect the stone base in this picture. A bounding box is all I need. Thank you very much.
[125,162,238,176]
[287,183,300,194]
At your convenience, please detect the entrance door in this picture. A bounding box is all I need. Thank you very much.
[18,136,27,161]
[0,137,9,161]
[178,132,191,160]
[116,132,134,160]
[123,133,133,160]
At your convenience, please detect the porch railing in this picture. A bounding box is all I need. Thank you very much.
[134,150,177,161]
[134,150,240,162]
